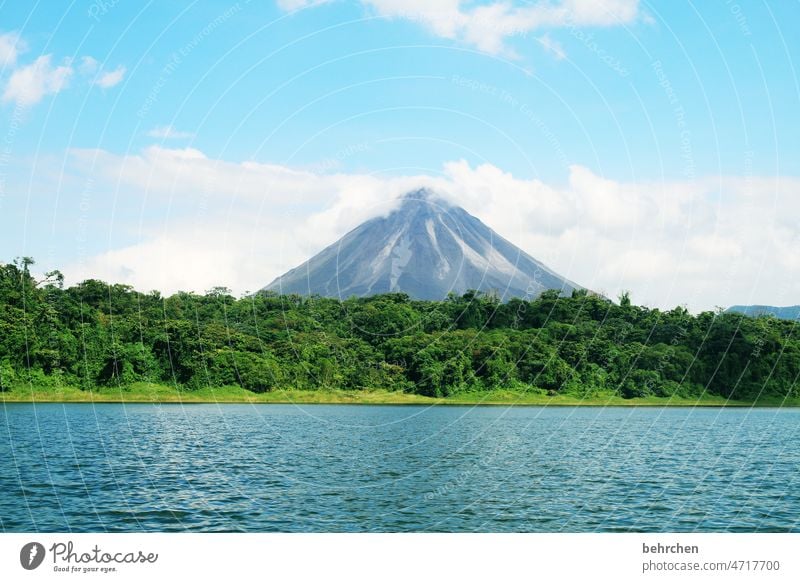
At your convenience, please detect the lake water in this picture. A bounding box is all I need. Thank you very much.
[1,403,798,532]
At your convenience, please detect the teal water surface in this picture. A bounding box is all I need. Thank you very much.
[1,404,798,532]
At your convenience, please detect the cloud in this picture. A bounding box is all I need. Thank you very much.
[0,32,120,108]
[79,56,99,74]
[93,65,126,88]
[2,55,73,107]
[277,0,641,56]
[146,125,196,139]
[60,145,800,312]
[0,31,26,68]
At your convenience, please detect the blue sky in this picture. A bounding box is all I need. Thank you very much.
[1,1,799,310]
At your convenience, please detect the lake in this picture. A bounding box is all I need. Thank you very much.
[1,403,798,532]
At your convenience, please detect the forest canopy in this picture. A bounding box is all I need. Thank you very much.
[1,258,798,401]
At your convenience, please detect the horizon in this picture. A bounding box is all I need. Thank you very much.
[1,1,799,312]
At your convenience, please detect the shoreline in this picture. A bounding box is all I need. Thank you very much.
[2,401,796,408]
[1,384,797,408]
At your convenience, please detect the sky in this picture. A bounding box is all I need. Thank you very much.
[0,0,798,312]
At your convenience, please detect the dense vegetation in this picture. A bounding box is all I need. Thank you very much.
[1,258,798,401]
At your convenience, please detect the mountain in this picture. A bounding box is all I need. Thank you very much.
[263,189,583,300]
[727,305,800,320]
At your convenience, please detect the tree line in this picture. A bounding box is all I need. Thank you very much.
[1,258,798,400]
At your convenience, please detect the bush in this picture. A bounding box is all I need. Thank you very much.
[0,361,16,391]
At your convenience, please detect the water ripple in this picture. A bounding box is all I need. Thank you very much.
[1,404,799,532]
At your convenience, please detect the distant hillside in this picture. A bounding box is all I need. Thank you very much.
[727,305,800,320]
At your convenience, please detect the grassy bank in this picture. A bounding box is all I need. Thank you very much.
[1,383,798,407]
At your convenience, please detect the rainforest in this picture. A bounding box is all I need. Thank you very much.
[1,258,798,405]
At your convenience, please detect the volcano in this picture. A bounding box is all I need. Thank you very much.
[264,189,583,300]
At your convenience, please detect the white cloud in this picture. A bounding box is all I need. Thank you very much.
[94,65,126,89]
[61,146,800,312]
[2,55,73,107]
[79,56,99,74]
[0,33,116,107]
[146,125,196,139]
[278,0,641,56]
[0,31,26,68]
